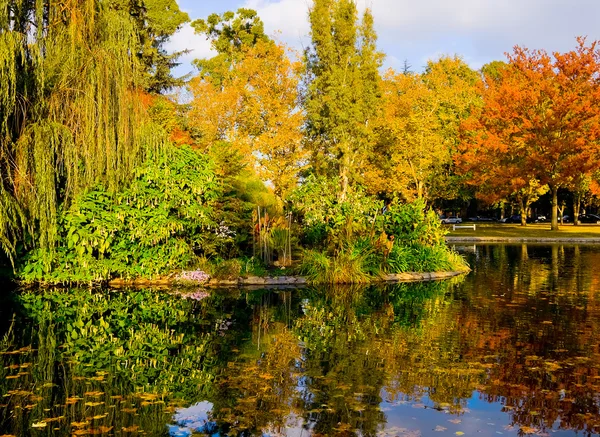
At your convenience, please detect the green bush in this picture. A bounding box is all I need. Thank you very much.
[385,243,469,273]
[18,145,222,284]
[211,259,243,280]
[383,199,447,247]
[290,175,382,250]
[299,248,374,284]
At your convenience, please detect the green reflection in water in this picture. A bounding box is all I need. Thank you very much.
[1,245,600,437]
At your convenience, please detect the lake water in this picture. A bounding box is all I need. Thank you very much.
[1,244,599,436]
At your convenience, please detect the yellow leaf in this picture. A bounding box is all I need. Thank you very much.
[84,402,104,407]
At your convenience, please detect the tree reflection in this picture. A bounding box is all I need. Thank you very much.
[2,246,600,436]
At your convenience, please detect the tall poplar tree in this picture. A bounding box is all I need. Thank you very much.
[304,0,383,200]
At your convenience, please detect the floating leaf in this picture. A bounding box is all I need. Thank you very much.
[71,421,90,428]
[31,422,47,428]
[455,432,464,436]
[435,426,448,431]
[449,419,462,424]
[84,402,104,407]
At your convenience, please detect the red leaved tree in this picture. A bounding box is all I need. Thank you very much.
[460,38,600,230]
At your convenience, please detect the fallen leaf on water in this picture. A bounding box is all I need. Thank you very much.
[5,375,19,380]
[449,419,462,424]
[455,432,464,436]
[435,426,447,432]
[71,421,90,428]
[84,402,104,407]
[520,426,538,434]
[31,422,47,428]
[122,425,139,432]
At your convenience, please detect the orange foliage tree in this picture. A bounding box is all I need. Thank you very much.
[188,32,305,199]
[460,38,600,230]
[370,57,480,203]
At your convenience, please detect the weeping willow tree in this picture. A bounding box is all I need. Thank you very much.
[0,0,182,266]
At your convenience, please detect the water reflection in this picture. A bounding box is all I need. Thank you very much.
[0,245,599,436]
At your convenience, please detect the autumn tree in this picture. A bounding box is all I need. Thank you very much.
[373,70,447,200]
[461,39,600,231]
[304,0,383,200]
[460,108,548,226]
[189,9,305,200]
[370,57,480,203]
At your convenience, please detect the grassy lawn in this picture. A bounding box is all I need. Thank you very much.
[446,223,600,239]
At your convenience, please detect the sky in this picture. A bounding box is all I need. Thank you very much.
[165,0,600,78]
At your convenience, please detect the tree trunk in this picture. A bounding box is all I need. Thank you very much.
[558,203,566,225]
[573,194,581,226]
[339,168,349,201]
[519,199,527,226]
[417,181,424,200]
[551,185,559,231]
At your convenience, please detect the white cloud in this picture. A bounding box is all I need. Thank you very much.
[164,23,215,65]
[170,0,600,74]
[244,0,313,48]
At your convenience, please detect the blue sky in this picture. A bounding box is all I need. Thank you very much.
[166,0,600,78]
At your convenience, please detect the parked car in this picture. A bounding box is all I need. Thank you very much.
[468,216,496,222]
[501,215,539,224]
[536,215,547,222]
[578,214,600,224]
[502,215,523,223]
[441,217,462,224]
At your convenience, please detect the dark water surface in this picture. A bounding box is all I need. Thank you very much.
[1,244,600,436]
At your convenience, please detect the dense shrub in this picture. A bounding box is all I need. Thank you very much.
[18,146,222,283]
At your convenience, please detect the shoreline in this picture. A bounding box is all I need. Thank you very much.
[446,237,600,244]
[108,270,468,289]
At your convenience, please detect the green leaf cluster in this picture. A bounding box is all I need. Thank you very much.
[18,146,221,283]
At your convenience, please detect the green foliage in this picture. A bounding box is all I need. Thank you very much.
[299,248,374,284]
[111,0,190,91]
[386,244,468,273]
[305,0,384,198]
[383,199,447,246]
[0,0,187,264]
[211,259,243,280]
[18,146,221,284]
[291,175,382,250]
[192,8,270,86]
